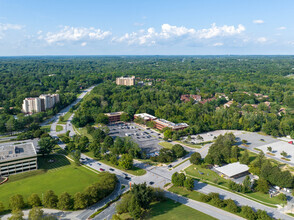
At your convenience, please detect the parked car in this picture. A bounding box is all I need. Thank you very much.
[149,181,154,185]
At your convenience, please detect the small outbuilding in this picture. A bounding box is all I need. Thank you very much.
[215,162,249,179]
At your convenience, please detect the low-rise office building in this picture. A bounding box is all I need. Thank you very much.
[134,113,189,131]
[105,112,124,123]
[215,162,249,179]
[0,142,38,177]
[154,118,189,131]
[134,113,157,122]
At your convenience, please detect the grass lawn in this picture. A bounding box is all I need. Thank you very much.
[76,126,93,141]
[83,151,146,176]
[56,125,63,132]
[0,155,101,208]
[185,164,284,206]
[58,112,72,124]
[40,125,51,133]
[177,141,202,149]
[159,141,174,149]
[147,199,217,220]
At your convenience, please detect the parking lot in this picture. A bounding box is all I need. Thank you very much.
[108,122,162,155]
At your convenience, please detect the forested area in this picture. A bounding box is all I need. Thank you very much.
[73,56,294,137]
[1,56,294,136]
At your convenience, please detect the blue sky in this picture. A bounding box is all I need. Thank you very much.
[0,0,293,55]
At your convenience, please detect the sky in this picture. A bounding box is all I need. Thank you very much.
[0,0,294,55]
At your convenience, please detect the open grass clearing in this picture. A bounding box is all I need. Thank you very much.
[147,198,217,220]
[159,141,174,149]
[177,141,202,149]
[56,125,63,132]
[58,111,72,124]
[40,125,51,133]
[0,155,101,209]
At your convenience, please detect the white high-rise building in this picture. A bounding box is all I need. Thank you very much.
[22,93,60,114]
[22,98,42,114]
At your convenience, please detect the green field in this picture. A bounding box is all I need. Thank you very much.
[0,155,101,208]
[148,199,216,220]
[158,141,174,149]
[177,141,202,149]
[56,125,63,132]
[40,125,51,133]
[58,112,72,124]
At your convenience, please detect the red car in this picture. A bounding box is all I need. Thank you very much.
[99,168,105,171]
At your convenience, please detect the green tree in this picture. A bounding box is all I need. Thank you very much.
[95,113,109,124]
[281,151,288,157]
[128,196,142,219]
[9,194,25,211]
[58,192,73,210]
[73,192,87,210]
[119,154,133,170]
[0,201,5,212]
[172,172,186,187]
[8,209,24,220]
[172,144,186,158]
[256,178,269,194]
[242,176,251,193]
[28,207,44,220]
[28,193,42,207]
[239,150,250,165]
[277,193,287,202]
[190,152,202,165]
[224,199,238,213]
[103,136,114,148]
[241,206,256,220]
[120,113,130,122]
[163,129,172,140]
[71,150,81,166]
[116,193,132,214]
[38,137,57,156]
[43,190,58,208]
[184,177,194,190]
[267,146,272,152]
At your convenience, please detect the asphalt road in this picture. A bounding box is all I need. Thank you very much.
[33,86,294,220]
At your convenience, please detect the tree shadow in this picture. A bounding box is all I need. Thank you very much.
[38,154,71,170]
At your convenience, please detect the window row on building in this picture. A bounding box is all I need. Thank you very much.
[22,94,60,114]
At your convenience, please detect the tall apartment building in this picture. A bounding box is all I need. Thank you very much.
[22,98,42,114]
[22,94,60,114]
[116,76,135,86]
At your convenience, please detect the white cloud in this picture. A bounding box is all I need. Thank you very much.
[277,26,286,30]
[213,42,224,46]
[257,37,267,43]
[113,23,245,45]
[81,42,87,47]
[134,22,144,26]
[41,26,111,44]
[253,20,264,24]
[0,23,23,39]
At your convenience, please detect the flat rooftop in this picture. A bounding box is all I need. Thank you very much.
[105,112,124,117]
[0,142,37,163]
[215,162,249,178]
[135,113,157,120]
[155,118,188,129]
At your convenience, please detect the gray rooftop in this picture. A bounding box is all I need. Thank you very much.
[215,162,249,178]
[0,142,37,163]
